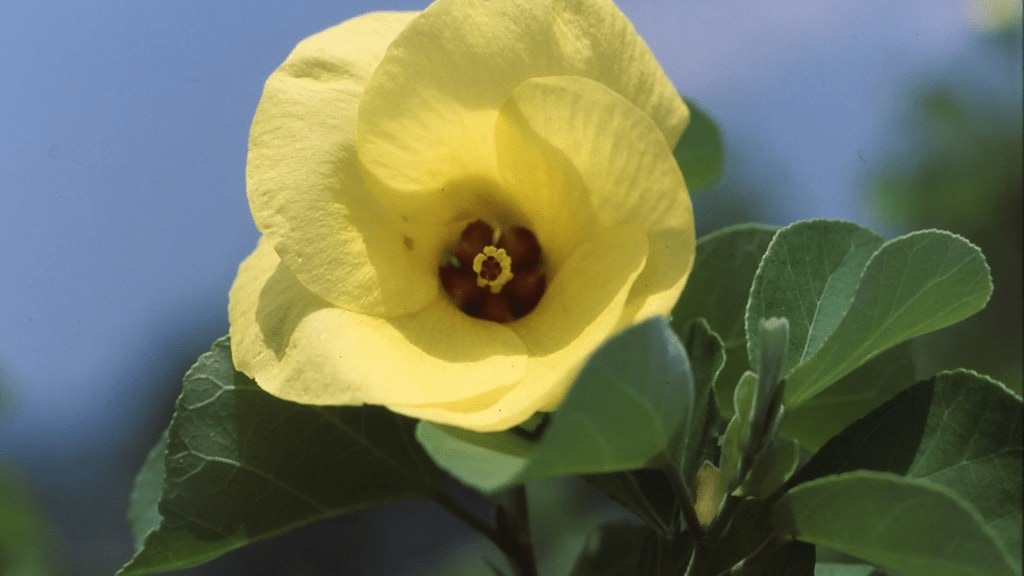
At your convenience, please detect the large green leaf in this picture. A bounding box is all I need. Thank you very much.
[781,342,916,451]
[746,220,884,376]
[127,430,167,551]
[585,320,724,537]
[747,221,992,405]
[788,370,1022,568]
[119,337,443,575]
[773,471,1016,576]
[672,224,777,412]
[786,230,993,403]
[416,319,694,493]
[674,98,725,193]
[814,564,888,576]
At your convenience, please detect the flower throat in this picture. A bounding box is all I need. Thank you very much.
[439,220,547,323]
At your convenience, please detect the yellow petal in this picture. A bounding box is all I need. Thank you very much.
[228,239,528,406]
[357,0,688,223]
[618,227,696,326]
[247,11,450,317]
[391,226,648,431]
[495,76,695,319]
[491,82,595,270]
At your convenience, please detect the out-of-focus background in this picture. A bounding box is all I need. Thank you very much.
[1,1,1020,574]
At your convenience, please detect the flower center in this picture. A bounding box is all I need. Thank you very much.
[472,246,514,293]
[439,220,547,323]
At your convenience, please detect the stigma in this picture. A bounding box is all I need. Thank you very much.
[473,246,514,293]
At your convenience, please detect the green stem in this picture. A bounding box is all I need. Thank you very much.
[432,490,503,545]
[433,486,538,576]
[685,494,748,576]
[592,472,674,539]
[657,534,676,576]
[683,534,713,576]
[663,463,705,542]
[663,463,711,576]
[497,486,539,576]
[732,534,784,576]
[658,529,700,576]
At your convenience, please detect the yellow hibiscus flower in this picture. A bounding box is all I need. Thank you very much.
[228,0,695,432]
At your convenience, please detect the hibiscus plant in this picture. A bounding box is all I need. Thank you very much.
[119,1,1021,575]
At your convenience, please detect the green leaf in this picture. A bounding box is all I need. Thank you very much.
[755,318,790,401]
[788,370,1022,568]
[741,541,816,576]
[751,317,789,443]
[416,318,695,493]
[570,522,688,576]
[814,564,888,576]
[773,471,1017,576]
[718,371,756,491]
[699,497,779,576]
[0,470,55,576]
[584,471,675,538]
[786,230,993,404]
[736,438,799,499]
[746,220,885,377]
[781,343,916,451]
[692,461,723,526]
[416,425,532,494]
[119,337,442,575]
[674,98,725,192]
[676,319,726,482]
[127,430,167,551]
[672,224,777,414]
[718,321,796,498]
[747,221,992,405]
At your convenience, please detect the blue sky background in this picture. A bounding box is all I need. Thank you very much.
[0,1,1019,574]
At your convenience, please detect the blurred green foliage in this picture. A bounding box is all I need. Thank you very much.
[0,471,56,576]
[869,34,1022,392]
[0,378,57,576]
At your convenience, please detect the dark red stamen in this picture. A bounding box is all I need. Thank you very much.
[480,293,516,323]
[498,227,541,271]
[454,220,494,269]
[439,263,485,309]
[505,267,546,316]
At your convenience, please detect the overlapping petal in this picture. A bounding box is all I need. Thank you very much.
[356,0,689,223]
[494,76,695,320]
[229,240,528,406]
[247,12,450,317]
